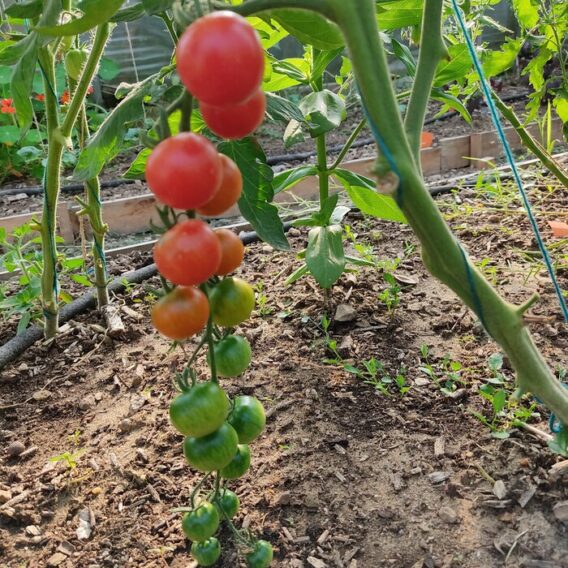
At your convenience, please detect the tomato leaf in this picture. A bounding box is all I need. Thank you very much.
[268,9,344,50]
[334,169,407,224]
[111,3,145,22]
[11,35,38,132]
[299,89,345,138]
[265,93,305,123]
[482,38,522,78]
[36,0,125,36]
[218,139,289,251]
[391,38,416,76]
[511,0,540,29]
[124,147,151,179]
[5,0,43,19]
[434,45,472,87]
[306,225,345,289]
[74,76,154,181]
[376,0,424,30]
[141,0,175,15]
[273,166,318,194]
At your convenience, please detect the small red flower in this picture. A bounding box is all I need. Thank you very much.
[60,90,71,105]
[35,93,46,102]
[1,98,16,114]
[87,86,94,95]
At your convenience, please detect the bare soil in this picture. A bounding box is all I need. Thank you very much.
[1,172,567,567]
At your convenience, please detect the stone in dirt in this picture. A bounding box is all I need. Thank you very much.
[6,441,25,457]
[553,501,568,523]
[47,553,67,567]
[438,506,459,524]
[335,304,357,322]
[337,335,354,357]
[493,480,507,500]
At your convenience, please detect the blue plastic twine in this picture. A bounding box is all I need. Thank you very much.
[451,0,568,324]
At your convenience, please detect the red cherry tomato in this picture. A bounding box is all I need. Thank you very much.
[197,155,242,217]
[215,229,245,276]
[201,90,266,140]
[154,219,221,286]
[176,11,264,107]
[146,133,222,210]
[152,286,209,340]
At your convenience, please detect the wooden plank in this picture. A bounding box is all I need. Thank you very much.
[441,134,470,170]
[421,147,442,175]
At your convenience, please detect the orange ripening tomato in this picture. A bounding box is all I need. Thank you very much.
[154,219,221,286]
[200,90,266,140]
[152,286,209,340]
[197,155,242,217]
[145,133,223,210]
[176,11,264,107]
[215,229,245,276]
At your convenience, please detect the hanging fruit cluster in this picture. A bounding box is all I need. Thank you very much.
[145,10,273,567]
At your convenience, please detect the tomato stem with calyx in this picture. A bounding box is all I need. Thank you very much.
[189,471,212,508]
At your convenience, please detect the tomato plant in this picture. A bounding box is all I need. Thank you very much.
[169,382,229,437]
[215,489,240,520]
[228,396,266,444]
[152,286,209,340]
[153,220,221,286]
[246,540,274,568]
[209,277,256,327]
[182,502,220,542]
[197,155,243,217]
[220,443,251,479]
[176,11,264,106]
[183,422,239,472]
[146,133,223,210]
[212,335,252,377]
[215,229,245,276]
[201,90,266,140]
[191,537,221,567]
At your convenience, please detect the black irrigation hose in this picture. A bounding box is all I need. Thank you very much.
[0,223,294,372]
[0,178,137,198]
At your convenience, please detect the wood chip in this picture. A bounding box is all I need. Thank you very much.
[434,437,445,457]
[317,529,330,545]
[265,399,293,419]
[307,557,327,568]
[518,485,536,508]
[493,480,507,500]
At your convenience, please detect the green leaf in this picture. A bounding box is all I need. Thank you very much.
[431,88,471,123]
[434,44,472,87]
[124,147,151,179]
[0,126,22,145]
[73,76,154,181]
[482,38,522,78]
[334,169,407,224]
[11,34,38,132]
[265,92,305,123]
[523,47,551,92]
[111,3,145,22]
[312,48,343,82]
[268,9,344,50]
[273,165,317,194]
[16,311,32,335]
[0,34,35,66]
[98,57,121,81]
[391,39,416,76]
[306,225,345,289]
[376,0,423,31]
[142,0,175,15]
[36,0,125,36]
[5,0,42,19]
[218,139,289,251]
[512,0,540,29]
[492,389,507,414]
[298,89,345,138]
[283,119,304,148]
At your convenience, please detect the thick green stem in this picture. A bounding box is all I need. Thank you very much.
[38,46,63,339]
[38,22,111,337]
[493,95,568,188]
[316,135,329,207]
[404,0,447,168]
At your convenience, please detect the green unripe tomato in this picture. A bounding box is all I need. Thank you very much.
[228,396,266,444]
[191,537,221,566]
[209,277,255,327]
[183,422,239,472]
[211,335,252,377]
[65,49,88,81]
[215,489,239,519]
[220,443,251,479]
[182,502,219,542]
[169,381,229,438]
[246,540,274,568]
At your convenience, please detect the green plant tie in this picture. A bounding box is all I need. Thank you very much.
[451,0,568,324]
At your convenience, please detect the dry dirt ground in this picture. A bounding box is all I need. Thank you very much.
[0,173,567,567]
